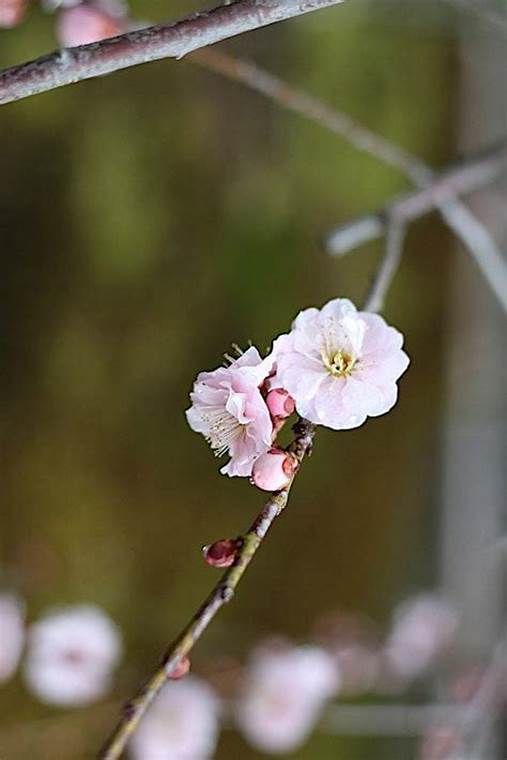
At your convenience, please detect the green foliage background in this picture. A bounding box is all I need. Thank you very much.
[0,1,459,757]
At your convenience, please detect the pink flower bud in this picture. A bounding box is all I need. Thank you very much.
[168,656,191,680]
[56,6,125,48]
[0,0,27,28]
[251,448,297,492]
[202,539,241,568]
[266,389,295,419]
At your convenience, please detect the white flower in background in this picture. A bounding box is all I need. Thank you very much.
[0,592,25,684]
[385,593,459,680]
[186,346,274,477]
[236,643,339,754]
[24,604,122,706]
[271,298,409,430]
[130,677,220,760]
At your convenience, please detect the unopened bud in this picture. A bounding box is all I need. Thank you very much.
[202,538,240,568]
[251,448,297,492]
[266,389,295,419]
[168,655,191,680]
[56,6,125,47]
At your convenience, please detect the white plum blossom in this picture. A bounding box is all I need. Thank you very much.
[130,676,220,760]
[384,593,459,680]
[186,347,274,477]
[24,604,122,706]
[271,298,409,430]
[236,643,339,754]
[0,593,25,684]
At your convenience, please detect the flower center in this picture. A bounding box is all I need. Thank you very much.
[324,350,356,377]
[203,407,245,457]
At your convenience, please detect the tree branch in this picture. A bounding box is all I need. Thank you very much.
[0,0,345,106]
[363,219,407,313]
[325,142,507,313]
[191,50,507,313]
[99,418,316,759]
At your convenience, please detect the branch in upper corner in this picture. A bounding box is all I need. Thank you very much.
[0,0,345,106]
[364,219,407,314]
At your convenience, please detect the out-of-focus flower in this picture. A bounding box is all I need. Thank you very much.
[186,347,274,477]
[419,725,466,760]
[24,604,122,706]
[130,676,220,760]
[384,594,459,680]
[270,298,409,430]
[56,4,125,47]
[251,447,297,492]
[0,593,25,684]
[236,642,339,754]
[0,0,27,28]
[314,611,381,695]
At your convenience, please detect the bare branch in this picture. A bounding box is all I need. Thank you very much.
[363,219,407,313]
[0,0,345,106]
[326,143,507,312]
[99,418,316,759]
[326,144,507,255]
[192,50,507,313]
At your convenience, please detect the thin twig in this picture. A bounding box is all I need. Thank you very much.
[191,50,507,313]
[326,143,507,256]
[100,189,410,755]
[99,418,316,759]
[0,0,345,106]
[363,219,407,313]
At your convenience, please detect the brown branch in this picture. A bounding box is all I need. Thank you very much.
[99,418,316,759]
[0,0,345,106]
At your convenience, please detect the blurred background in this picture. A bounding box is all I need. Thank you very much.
[0,0,505,757]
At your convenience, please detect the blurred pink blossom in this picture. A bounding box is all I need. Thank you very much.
[0,592,25,684]
[0,0,27,28]
[384,594,459,680]
[271,298,409,430]
[130,677,220,760]
[24,604,122,706]
[56,4,125,47]
[186,346,274,477]
[236,643,339,753]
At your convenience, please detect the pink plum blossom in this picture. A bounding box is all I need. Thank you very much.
[236,643,339,753]
[0,593,25,684]
[56,5,125,47]
[271,298,409,430]
[251,448,297,491]
[266,388,295,419]
[130,676,220,760]
[384,594,459,680]
[24,604,122,706]
[186,347,274,477]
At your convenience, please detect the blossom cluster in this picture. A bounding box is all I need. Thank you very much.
[186,298,409,488]
[1,589,465,757]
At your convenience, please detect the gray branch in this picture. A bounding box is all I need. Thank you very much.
[0,0,345,106]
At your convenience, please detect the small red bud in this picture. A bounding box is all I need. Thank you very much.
[168,656,191,680]
[202,538,240,568]
[266,389,295,419]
